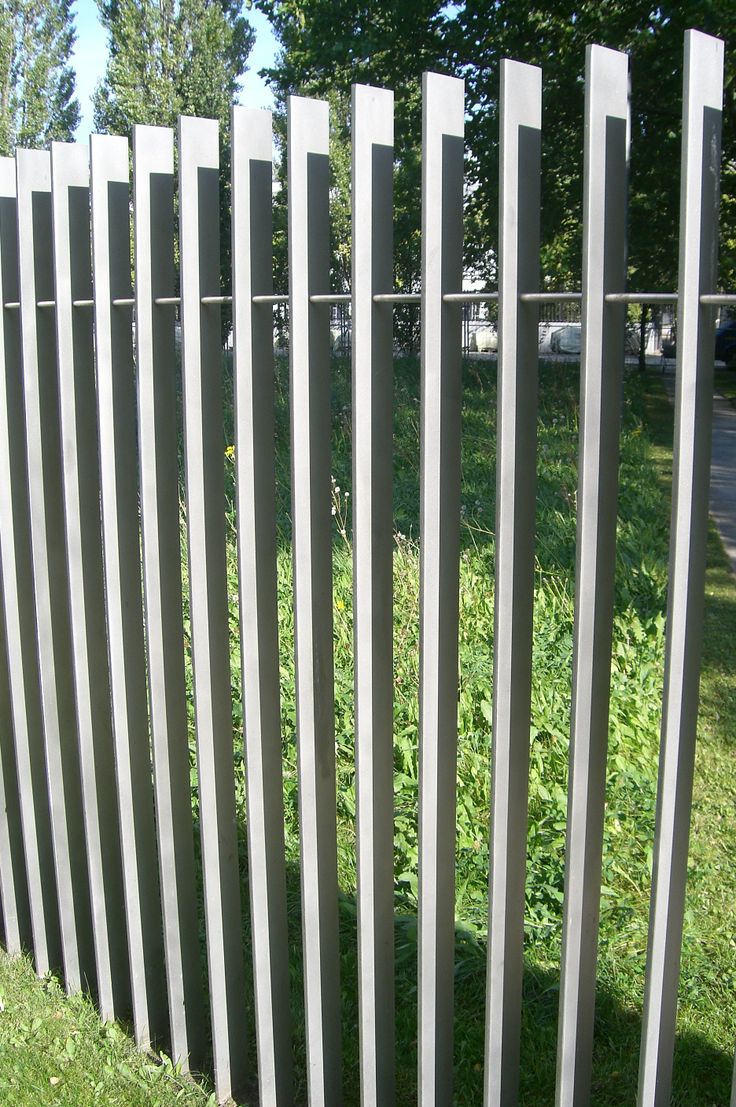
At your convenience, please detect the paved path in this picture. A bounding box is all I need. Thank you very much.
[662,371,736,575]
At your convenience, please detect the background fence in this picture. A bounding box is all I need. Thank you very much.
[279,298,680,360]
[0,25,732,1107]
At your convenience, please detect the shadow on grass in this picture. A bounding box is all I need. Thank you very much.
[643,369,736,724]
[178,361,734,1105]
[701,526,736,691]
[183,837,733,1106]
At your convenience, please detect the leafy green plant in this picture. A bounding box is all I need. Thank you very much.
[7,360,733,1106]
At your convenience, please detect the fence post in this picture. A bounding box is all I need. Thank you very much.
[132,122,205,1069]
[484,57,541,1107]
[638,30,724,1105]
[91,133,165,1038]
[53,139,131,1010]
[178,114,248,1103]
[231,104,293,1107]
[6,145,94,987]
[0,560,31,954]
[556,44,629,1107]
[15,148,76,979]
[0,160,34,958]
[418,71,464,1107]
[287,92,342,1107]
[352,82,395,1106]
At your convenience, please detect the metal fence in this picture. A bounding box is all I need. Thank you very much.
[327,301,675,359]
[0,25,732,1107]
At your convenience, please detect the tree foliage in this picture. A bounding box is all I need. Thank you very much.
[0,0,80,155]
[94,0,255,298]
[258,1,736,302]
[94,0,254,134]
[452,1,736,292]
[257,0,451,344]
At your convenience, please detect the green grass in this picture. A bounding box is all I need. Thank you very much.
[2,358,735,1105]
[634,373,736,1102]
[0,951,214,1106]
[221,356,734,1104]
[714,366,736,406]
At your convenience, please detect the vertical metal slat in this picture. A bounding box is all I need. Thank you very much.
[352,82,395,1107]
[287,93,342,1106]
[91,134,163,1035]
[232,104,292,1107]
[484,58,541,1107]
[8,147,91,987]
[53,140,126,1007]
[556,45,629,1107]
[133,123,205,1068]
[15,148,73,978]
[0,159,34,958]
[417,71,464,1107]
[178,114,247,1103]
[638,30,724,1106]
[0,556,31,953]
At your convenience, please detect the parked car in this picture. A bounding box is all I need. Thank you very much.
[549,324,581,355]
[330,323,351,355]
[624,323,643,355]
[470,325,498,353]
[715,318,736,366]
[661,331,676,360]
[660,318,736,366]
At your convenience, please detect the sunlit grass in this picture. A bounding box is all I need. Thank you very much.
[1,361,733,1105]
[0,951,214,1107]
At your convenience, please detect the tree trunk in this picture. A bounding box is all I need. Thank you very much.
[639,301,648,372]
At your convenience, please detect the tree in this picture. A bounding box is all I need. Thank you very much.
[257,0,451,347]
[94,0,255,300]
[259,0,736,348]
[450,1,736,361]
[0,0,80,155]
[94,0,254,135]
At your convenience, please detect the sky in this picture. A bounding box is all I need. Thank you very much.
[71,0,279,142]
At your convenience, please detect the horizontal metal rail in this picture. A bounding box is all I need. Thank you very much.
[700,293,736,305]
[3,290,736,310]
[520,291,581,302]
[605,292,677,303]
[443,291,498,302]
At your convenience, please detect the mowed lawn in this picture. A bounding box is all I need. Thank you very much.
[714,366,736,406]
[1,358,735,1105]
